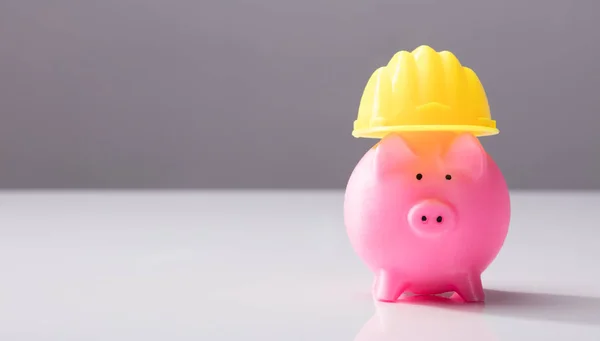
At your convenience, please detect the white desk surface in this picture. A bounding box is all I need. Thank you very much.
[0,190,598,340]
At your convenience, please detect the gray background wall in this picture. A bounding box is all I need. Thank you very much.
[0,0,598,190]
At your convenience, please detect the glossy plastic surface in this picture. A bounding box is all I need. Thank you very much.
[344,132,510,302]
[353,45,498,138]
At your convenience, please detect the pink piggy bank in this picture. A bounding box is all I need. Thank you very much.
[344,132,510,303]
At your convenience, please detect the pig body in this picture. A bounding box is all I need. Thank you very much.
[344,132,510,302]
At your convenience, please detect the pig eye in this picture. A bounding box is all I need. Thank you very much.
[445,174,452,180]
[416,173,423,180]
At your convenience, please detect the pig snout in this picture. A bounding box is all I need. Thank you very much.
[408,200,456,235]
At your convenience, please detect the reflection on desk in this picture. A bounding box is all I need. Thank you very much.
[355,294,495,341]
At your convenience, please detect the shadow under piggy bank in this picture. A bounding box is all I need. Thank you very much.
[355,289,600,341]
[354,295,498,341]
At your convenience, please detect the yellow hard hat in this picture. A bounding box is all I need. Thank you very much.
[352,45,498,138]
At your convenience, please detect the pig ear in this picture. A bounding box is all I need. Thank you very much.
[445,133,487,179]
[374,134,416,176]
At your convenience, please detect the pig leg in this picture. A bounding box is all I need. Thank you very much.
[373,270,408,302]
[453,273,485,302]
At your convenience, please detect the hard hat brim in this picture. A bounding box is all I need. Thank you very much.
[352,125,499,139]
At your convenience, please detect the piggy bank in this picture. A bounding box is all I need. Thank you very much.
[344,132,510,302]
